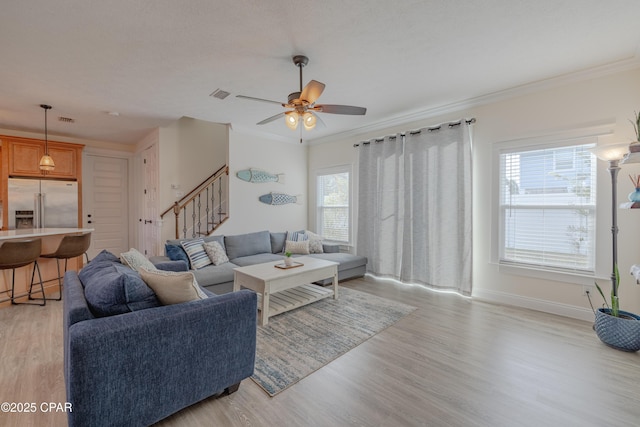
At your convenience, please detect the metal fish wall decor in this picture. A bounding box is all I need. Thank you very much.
[236,168,285,184]
[258,192,303,206]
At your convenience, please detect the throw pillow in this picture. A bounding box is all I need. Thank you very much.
[139,267,208,305]
[165,243,189,265]
[304,230,324,254]
[203,240,229,266]
[286,230,308,242]
[82,261,160,317]
[285,239,310,255]
[181,238,213,269]
[120,248,156,272]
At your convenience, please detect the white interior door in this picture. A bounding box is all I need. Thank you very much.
[83,155,129,259]
[141,144,159,257]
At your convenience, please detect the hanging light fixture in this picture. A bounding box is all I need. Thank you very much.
[285,111,299,130]
[284,110,318,131]
[302,111,317,130]
[39,104,55,171]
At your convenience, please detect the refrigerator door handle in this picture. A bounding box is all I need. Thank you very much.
[34,193,45,228]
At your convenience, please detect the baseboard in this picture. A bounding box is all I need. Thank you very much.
[472,288,595,322]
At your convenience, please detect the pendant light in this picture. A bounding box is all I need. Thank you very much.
[39,104,55,171]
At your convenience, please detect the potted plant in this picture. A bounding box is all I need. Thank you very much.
[591,266,640,352]
[283,251,293,267]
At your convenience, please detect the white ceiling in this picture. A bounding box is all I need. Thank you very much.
[1,0,639,145]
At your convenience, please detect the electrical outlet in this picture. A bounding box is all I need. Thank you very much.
[583,284,594,296]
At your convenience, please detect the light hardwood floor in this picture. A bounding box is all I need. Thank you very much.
[1,276,639,427]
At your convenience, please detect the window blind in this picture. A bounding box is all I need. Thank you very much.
[499,141,597,272]
[317,171,350,243]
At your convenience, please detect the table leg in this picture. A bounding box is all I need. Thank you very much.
[261,290,269,326]
[233,272,240,292]
[333,268,338,299]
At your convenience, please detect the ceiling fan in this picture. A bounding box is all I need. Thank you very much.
[236,55,366,141]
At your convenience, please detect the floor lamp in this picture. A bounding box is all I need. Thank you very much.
[590,142,630,314]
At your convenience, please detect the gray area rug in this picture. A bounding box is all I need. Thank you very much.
[251,287,416,396]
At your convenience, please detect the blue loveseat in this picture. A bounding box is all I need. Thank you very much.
[63,251,257,427]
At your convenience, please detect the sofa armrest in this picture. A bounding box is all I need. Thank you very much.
[65,290,257,427]
[322,243,341,253]
[153,259,189,272]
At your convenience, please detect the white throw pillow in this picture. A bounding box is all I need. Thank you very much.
[203,241,229,266]
[285,239,310,255]
[139,267,207,305]
[304,230,324,254]
[120,248,156,272]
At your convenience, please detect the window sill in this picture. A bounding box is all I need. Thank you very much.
[494,262,607,286]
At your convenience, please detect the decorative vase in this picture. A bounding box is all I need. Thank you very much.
[594,308,640,352]
[629,188,640,202]
[284,256,293,267]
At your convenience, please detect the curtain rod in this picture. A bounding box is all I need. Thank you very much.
[353,118,476,147]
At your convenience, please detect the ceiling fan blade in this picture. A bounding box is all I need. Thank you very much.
[315,104,367,115]
[300,80,325,104]
[257,112,285,125]
[236,94,284,106]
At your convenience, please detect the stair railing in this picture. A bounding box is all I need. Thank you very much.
[160,165,229,239]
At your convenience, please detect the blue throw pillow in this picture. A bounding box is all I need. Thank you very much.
[82,260,159,317]
[165,243,190,265]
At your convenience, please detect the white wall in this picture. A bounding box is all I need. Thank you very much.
[217,130,307,235]
[309,66,640,321]
[154,117,229,243]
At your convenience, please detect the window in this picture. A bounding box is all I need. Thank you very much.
[499,139,597,273]
[316,167,351,243]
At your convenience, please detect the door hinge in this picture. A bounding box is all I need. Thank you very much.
[144,189,147,194]
[144,158,147,164]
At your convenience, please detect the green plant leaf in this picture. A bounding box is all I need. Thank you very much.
[594,281,609,309]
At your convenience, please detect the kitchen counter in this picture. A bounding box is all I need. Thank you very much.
[0,227,93,241]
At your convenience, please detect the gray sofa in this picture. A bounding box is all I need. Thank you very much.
[151,230,368,294]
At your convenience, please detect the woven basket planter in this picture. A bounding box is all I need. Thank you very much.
[594,308,640,352]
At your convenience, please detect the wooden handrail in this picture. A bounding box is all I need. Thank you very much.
[160,164,228,219]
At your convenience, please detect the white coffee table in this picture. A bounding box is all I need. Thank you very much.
[233,256,339,326]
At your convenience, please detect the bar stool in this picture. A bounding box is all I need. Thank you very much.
[40,233,91,301]
[0,239,45,306]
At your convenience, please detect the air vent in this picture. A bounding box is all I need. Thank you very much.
[210,89,231,100]
[58,116,75,123]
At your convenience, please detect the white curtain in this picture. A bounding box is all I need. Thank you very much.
[357,123,472,295]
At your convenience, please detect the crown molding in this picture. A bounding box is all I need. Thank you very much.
[308,56,640,146]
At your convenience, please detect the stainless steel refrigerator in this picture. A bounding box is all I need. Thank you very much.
[7,178,79,229]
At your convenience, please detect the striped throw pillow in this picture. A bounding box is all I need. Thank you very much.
[180,238,212,269]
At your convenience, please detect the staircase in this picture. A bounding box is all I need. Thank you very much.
[160,165,229,239]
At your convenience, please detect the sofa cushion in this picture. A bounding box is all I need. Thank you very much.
[224,230,271,259]
[139,268,208,305]
[191,262,238,287]
[270,232,287,254]
[120,248,156,272]
[230,253,284,267]
[203,240,229,266]
[181,238,213,269]
[90,249,121,264]
[81,260,160,317]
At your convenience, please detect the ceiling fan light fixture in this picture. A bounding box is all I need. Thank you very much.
[285,111,299,130]
[302,111,316,130]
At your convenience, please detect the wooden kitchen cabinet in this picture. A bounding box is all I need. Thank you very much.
[3,136,83,180]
